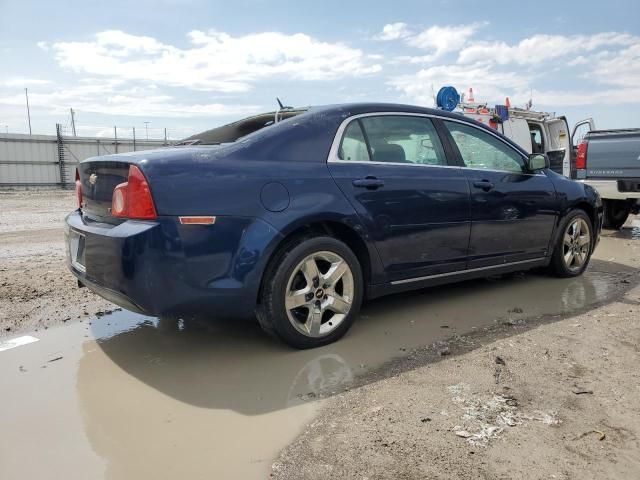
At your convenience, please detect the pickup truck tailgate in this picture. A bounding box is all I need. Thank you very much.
[585,129,640,179]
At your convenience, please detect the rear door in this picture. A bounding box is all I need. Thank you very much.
[545,117,572,177]
[327,114,471,282]
[441,119,558,268]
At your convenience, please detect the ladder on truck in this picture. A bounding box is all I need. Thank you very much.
[457,101,553,123]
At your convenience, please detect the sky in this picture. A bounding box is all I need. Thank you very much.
[0,0,639,139]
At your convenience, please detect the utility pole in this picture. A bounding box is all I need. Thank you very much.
[114,126,118,153]
[144,121,150,140]
[25,88,32,135]
[70,108,77,136]
[164,127,167,145]
[133,126,136,151]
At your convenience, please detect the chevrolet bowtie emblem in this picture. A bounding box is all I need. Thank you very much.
[89,173,98,186]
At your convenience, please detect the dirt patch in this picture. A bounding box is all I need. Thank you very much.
[272,283,640,479]
[0,190,116,336]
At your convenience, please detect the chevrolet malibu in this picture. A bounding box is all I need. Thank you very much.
[66,103,602,348]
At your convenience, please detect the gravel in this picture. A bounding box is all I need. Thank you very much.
[0,190,116,336]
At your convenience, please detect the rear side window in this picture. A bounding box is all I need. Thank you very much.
[339,121,370,161]
[338,115,447,165]
[444,121,525,173]
[360,116,446,165]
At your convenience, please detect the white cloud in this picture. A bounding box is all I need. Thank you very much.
[389,61,640,108]
[1,77,52,87]
[389,64,529,107]
[48,29,382,93]
[0,81,261,118]
[589,43,640,87]
[376,22,485,62]
[567,56,589,66]
[376,23,412,41]
[386,25,640,108]
[528,87,639,107]
[405,23,486,61]
[457,32,637,65]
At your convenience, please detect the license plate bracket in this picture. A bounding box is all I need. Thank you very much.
[69,230,86,272]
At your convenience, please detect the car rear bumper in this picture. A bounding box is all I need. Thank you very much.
[580,179,640,201]
[65,210,283,318]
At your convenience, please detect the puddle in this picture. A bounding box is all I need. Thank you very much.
[608,217,640,240]
[1,234,638,480]
[82,258,634,414]
[630,218,640,240]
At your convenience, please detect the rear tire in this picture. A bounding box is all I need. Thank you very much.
[602,200,630,230]
[548,209,593,278]
[256,236,363,349]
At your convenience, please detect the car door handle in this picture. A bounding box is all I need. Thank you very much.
[353,176,385,190]
[473,180,495,191]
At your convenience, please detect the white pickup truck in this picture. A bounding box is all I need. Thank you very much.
[573,127,640,228]
[458,105,639,229]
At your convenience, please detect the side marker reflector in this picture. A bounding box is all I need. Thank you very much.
[179,216,216,225]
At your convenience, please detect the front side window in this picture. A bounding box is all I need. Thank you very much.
[337,115,447,165]
[444,121,525,173]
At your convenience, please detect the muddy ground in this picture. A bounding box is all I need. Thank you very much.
[273,229,640,479]
[0,190,115,336]
[273,287,640,479]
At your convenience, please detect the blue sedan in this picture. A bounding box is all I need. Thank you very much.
[66,103,602,348]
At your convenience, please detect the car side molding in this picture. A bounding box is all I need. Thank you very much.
[391,258,546,285]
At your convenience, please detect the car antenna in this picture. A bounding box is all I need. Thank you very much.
[275,97,293,123]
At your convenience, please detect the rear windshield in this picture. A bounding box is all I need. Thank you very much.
[175,109,308,146]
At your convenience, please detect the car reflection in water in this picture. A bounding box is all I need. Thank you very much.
[79,258,632,416]
[73,258,636,478]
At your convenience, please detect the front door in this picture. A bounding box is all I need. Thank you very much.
[441,120,558,269]
[328,114,471,283]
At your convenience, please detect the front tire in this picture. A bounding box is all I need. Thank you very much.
[548,210,593,278]
[602,200,629,230]
[256,236,363,349]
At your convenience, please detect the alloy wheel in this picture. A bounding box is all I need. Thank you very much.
[562,218,591,272]
[285,251,355,337]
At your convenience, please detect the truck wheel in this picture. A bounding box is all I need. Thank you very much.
[548,210,593,278]
[602,200,629,230]
[256,236,363,349]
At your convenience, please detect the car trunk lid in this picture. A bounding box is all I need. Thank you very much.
[78,159,132,223]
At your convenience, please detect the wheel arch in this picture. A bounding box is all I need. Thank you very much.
[550,201,599,257]
[256,218,380,305]
[573,201,596,231]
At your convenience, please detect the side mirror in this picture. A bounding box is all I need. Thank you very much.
[527,153,549,172]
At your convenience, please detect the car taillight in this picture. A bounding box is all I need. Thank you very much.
[576,141,588,170]
[111,165,157,220]
[75,169,83,209]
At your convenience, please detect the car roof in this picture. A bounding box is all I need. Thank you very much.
[179,102,527,157]
[304,102,528,156]
[307,102,467,119]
